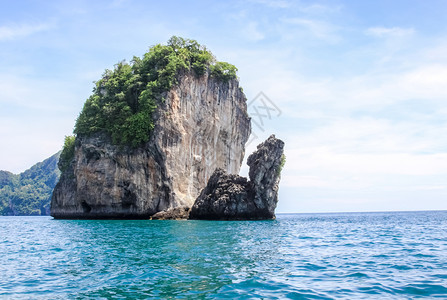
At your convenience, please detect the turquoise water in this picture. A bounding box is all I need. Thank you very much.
[1,211,447,299]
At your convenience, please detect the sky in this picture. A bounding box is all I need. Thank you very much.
[1,0,446,213]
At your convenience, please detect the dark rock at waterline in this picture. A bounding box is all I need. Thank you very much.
[151,206,191,220]
[189,135,285,220]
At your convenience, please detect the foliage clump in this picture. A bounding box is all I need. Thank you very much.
[73,36,238,148]
[278,154,286,175]
[59,135,75,172]
[210,62,238,82]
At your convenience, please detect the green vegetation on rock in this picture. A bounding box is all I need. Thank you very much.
[278,154,286,175]
[0,153,60,216]
[59,135,75,172]
[73,36,238,148]
[210,61,238,82]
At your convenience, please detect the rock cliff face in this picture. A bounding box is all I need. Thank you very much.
[51,72,251,219]
[189,135,285,220]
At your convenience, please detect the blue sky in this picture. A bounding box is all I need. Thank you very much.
[1,0,446,212]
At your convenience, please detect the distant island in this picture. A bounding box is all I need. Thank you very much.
[0,153,60,216]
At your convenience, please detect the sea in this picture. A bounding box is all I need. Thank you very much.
[1,211,446,299]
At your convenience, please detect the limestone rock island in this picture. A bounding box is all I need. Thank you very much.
[51,37,251,219]
[51,37,284,220]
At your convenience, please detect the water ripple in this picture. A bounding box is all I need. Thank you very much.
[1,211,447,298]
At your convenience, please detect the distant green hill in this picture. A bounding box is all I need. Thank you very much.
[0,152,60,216]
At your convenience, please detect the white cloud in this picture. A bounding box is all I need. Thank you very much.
[275,107,447,193]
[297,151,447,177]
[0,74,83,172]
[365,26,415,38]
[298,3,342,15]
[244,22,265,41]
[398,64,447,95]
[282,175,343,189]
[0,74,80,111]
[0,23,51,41]
[325,63,447,110]
[423,40,447,62]
[249,0,291,8]
[410,185,446,191]
[248,59,447,110]
[110,0,130,8]
[282,17,340,43]
[279,140,447,193]
[0,116,68,174]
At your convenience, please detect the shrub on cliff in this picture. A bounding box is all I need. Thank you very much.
[278,154,286,175]
[210,62,238,82]
[59,135,75,172]
[72,36,237,148]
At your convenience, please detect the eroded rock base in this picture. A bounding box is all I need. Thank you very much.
[189,135,285,220]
